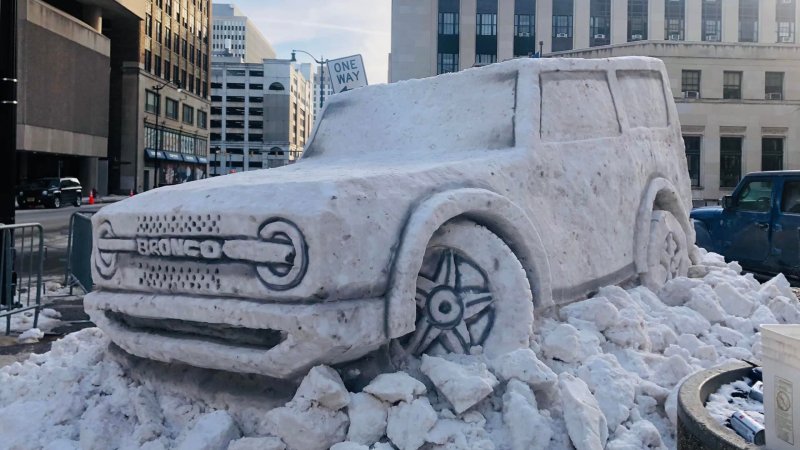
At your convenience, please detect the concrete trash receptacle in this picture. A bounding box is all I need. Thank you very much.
[762,325,800,450]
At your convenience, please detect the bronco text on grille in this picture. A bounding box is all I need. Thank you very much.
[136,238,223,259]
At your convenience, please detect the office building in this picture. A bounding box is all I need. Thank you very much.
[209,59,314,175]
[211,3,275,63]
[313,65,333,122]
[390,0,800,202]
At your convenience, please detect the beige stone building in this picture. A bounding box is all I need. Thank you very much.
[208,59,314,175]
[391,0,800,202]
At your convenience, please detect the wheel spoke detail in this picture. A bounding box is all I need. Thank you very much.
[407,317,441,355]
[461,290,492,319]
[433,250,458,289]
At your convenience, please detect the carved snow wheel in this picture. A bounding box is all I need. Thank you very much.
[641,210,690,292]
[404,219,533,358]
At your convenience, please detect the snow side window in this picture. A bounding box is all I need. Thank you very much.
[616,70,668,128]
[540,71,620,142]
[734,180,772,213]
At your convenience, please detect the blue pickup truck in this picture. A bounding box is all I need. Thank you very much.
[692,171,800,279]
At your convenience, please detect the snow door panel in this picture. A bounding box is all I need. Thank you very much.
[539,71,620,142]
[616,70,669,129]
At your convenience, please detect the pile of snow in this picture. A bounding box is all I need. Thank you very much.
[1,249,798,450]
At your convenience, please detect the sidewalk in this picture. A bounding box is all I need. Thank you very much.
[81,194,129,205]
[0,284,93,368]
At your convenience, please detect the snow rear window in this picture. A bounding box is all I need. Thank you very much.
[539,71,621,142]
[616,70,669,128]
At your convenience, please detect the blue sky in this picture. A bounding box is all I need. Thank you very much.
[232,0,392,84]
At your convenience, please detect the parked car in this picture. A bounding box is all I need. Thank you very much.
[85,57,695,378]
[692,170,800,279]
[17,177,82,209]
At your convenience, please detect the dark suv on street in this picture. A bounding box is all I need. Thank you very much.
[17,177,83,209]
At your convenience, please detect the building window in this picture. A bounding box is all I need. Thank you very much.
[439,12,459,35]
[210,106,222,115]
[514,14,534,37]
[183,104,194,125]
[777,0,797,42]
[188,76,194,93]
[250,96,263,103]
[248,134,263,142]
[227,82,245,89]
[702,0,722,42]
[165,27,171,48]
[155,20,162,43]
[778,22,796,43]
[173,33,180,53]
[766,72,784,99]
[181,69,187,87]
[173,65,179,84]
[268,82,285,91]
[475,54,497,65]
[197,110,208,129]
[210,82,222,89]
[144,49,152,72]
[628,0,648,41]
[476,13,497,36]
[182,39,188,57]
[684,136,701,187]
[590,0,611,47]
[553,15,573,38]
[720,137,743,188]
[145,90,158,114]
[145,14,152,37]
[681,70,700,96]
[227,69,246,76]
[665,0,685,40]
[165,98,178,120]
[227,96,245,103]
[437,53,459,74]
[249,70,264,77]
[763,138,784,171]
[250,83,263,90]
[210,95,222,102]
[249,107,263,116]
[723,71,742,99]
[164,60,171,81]
[189,44,195,63]
[249,121,264,129]
[154,55,161,77]
[739,0,759,42]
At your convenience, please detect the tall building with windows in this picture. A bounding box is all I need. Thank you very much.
[211,3,275,63]
[108,0,212,193]
[313,65,334,124]
[209,59,314,175]
[390,0,800,202]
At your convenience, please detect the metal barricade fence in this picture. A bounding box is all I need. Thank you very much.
[0,223,44,335]
[66,211,94,294]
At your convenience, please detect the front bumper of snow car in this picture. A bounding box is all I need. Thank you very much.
[84,291,387,379]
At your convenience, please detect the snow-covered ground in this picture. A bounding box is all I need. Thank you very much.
[0,249,797,450]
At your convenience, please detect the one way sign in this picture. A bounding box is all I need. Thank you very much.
[326,54,368,94]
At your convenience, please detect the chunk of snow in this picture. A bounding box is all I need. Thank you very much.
[17,328,44,344]
[502,380,552,450]
[386,398,437,450]
[751,304,778,327]
[559,373,608,450]
[294,365,349,410]
[714,282,756,317]
[658,277,703,307]
[710,324,746,347]
[661,306,712,336]
[685,284,726,323]
[559,297,620,331]
[330,443,369,450]
[363,372,426,404]
[603,307,650,350]
[175,411,240,450]
[227,437,286,450]
[768,296,800,324]
[645,322,678,353]
[760,273,797,302]
[263,401,348,450]
[420,355,497,414]
[687,265,710,278]
[577,354,635,432]
[605,420,665,450]
[347,392,388,446]
[369,443,395,450]
[542,323,599,363]
[489,348,557,391]
[41,308,61,319]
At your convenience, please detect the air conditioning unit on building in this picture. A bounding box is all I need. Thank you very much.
[556,33,569,38]
[684,90,700,99]
[669,34,681,40]
[631,34,643,40]
[594,34,606,39]
[781,36,794,42]
[767,92,783,100]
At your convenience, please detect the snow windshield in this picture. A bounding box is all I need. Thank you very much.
[303,67,518,160]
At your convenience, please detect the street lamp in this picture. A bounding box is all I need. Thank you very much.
[291,50,327,110]
[151,80,181,189]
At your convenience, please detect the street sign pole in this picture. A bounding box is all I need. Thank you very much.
[0,0,18,226]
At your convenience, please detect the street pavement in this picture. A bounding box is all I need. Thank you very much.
[14,196,125,277]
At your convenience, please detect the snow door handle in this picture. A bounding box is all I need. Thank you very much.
[756,222,770,231]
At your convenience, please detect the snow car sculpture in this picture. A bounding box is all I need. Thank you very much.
[86,57,695,378]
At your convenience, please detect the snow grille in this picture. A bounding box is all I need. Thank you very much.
[137,261,222,291]
[106,311,287,349]
[136,214,222,235]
